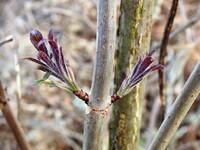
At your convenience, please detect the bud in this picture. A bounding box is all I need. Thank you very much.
[26,29,79,93]
[30,29,43,49]
[117,50,164,97]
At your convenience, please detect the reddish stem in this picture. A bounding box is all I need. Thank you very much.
[111,94,122,103]
[73,90,89,104]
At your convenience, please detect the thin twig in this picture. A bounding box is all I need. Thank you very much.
[13,40,22,120]
[0,35,13,47]
[158,0,179,115]
[149,61,200,150]
[0,79,32,150]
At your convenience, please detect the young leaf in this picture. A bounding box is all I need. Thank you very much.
[43,72,50,80]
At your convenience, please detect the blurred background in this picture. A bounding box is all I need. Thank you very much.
[0,0,199,149]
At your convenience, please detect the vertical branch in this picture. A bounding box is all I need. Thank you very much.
[109,0,154,149]
[149,61,200,150]
[158,0,179,114]
[0,79,32,150]
[14,41,22,120]
[83,0,117,149]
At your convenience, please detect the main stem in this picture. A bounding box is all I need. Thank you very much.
[83,1,117,150]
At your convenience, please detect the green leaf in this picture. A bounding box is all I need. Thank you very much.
[43,72,50,80]
[34,79,56,88]
[34,79,46,86]
[64,86,75,92]
[48,80,56,87]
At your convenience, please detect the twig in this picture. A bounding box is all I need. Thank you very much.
[13,40,22,120]
[0,79,32,150]
[0,35,13,47]
[158,0,179,115]
[149,61,200,150]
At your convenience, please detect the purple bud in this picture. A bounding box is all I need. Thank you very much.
[30,29,43,49]
[117,50,164,96]
[24,57,46,66]
[38,51,58,73]
[27,28,79,92]
[37,65,65,82]
[48,28,54,40]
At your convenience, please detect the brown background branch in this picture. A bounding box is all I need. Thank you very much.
[158,0,179,114]
[0,79,32,150]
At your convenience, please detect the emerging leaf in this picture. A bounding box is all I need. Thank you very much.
[117,50,163,97]
[26,29,79,93]
[43,72,50,80]
[34,79,56,88]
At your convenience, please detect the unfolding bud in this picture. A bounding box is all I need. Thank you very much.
[48,28,54,40]
[25,28,83,95]
[30,30,43,49]
[30,29,48,54]
[112,50,164,102]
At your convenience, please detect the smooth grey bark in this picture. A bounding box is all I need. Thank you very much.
[83,0,117,150]
[149,61,200,150]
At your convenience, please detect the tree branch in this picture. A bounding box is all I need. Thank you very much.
[158,0,179,114]
[0,79,32,150]
[149,61,200,150]
[83,0,117,149]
